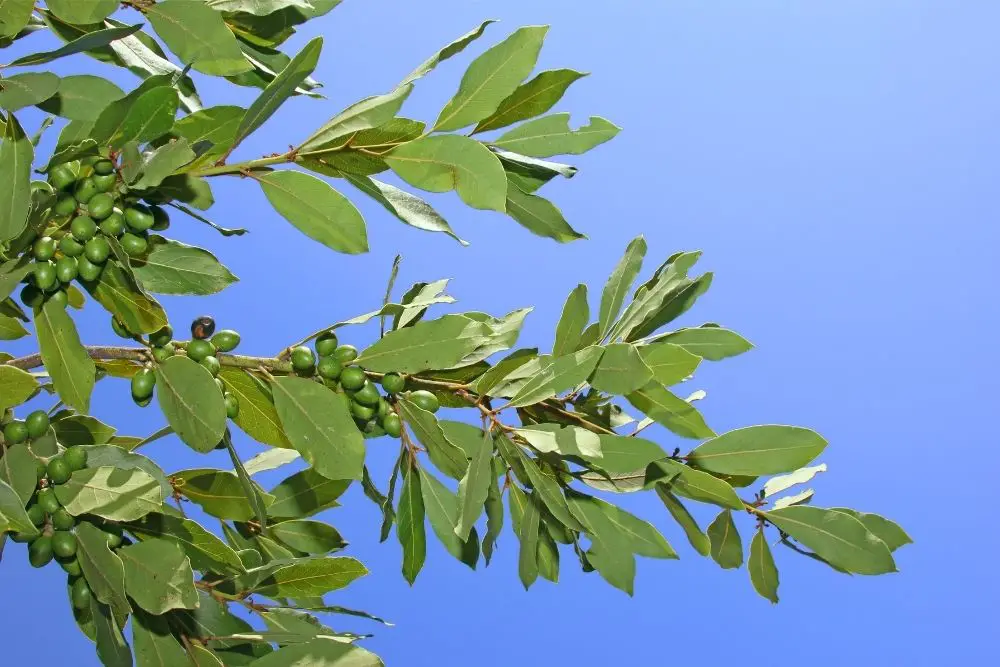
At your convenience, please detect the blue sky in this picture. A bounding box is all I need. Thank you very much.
[3,1,998,664]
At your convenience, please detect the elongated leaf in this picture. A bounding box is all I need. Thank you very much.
[345,175,467,246]
[386,135,507,212]
[829,508,912,552]
[219,367,291,448]
[655,486,710,556]
[243,449,300,477]
[46,0,118,24]
[638,342,701,386]
[0,0,32,39]
[505,180,583,242]
[765,505,896,575]
[357,314,491,374]
[517,489,541,589]
[118,539,198,614]
[76,522,130,618]
[496,435,584,532]
[568,491,676,559]
[434,26,548,132]
[688,425,827,476]
[9,23,142,66]
[0,445,36,505]
[36,299,95,412]
[552,284,588,356]
[156,356,227,453]
[590,343,653,395]
[147,0,251,76]
[36,75,124,122]
[626,381,714,439]
[51,415,115,447]
[474,68,588,134]
[91,599,132,667]
[455,432,492,540]
[707,510,743,569]
[482,457,504,564]
[600,236,646,337]
[0,72,60,111]
[133,609,190,667]
[0,114,32,242]
[258,170,368,254]
[495,148,577,191]
[0,478,36,536]
[267,520,346,554]
[0,365,39,411]
[401,20,495,86]
[397,461,425,585]
[172,105,244,167]
[301,83,411,150]
[749,528,780,603]
[56,466,162,521]
[659,326,754,361]
[246,640,382,667]
[764,464,828,498]
[651,459,743,510]
[0,314,28,340]
[397,398,468,479]
[128,512,244,575]
[271,376,365,481]
[83,249,169,334]
[493,113,620,157]
[132,138,197,189]
[267,468,349,519]
[508,346,602,407]
[251,557,367,598]
[133,237,238,295]
[420,469,479,568]
[173,468,274,521]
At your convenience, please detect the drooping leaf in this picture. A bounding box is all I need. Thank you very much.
[0,364,39,411]
[128,512,245,575]
[133,237,238,295]
[0,114,32,242]
[505,180,584,242]
[267,468,349,519]
[76,522,131,618]
[358,314,493,374]
[626,381,714,440]
[397,460,425,585]
[91,599,132,667]
[82,247,169,334]
[133,609,190,667]
[146,0,251,76]
[482,457,505,564]
[749,528,780,603]
[35,299,95,412]
[688,425,827,476]
[508,346,603,407]
[655,486,710,556]
[258,170,368,254]
[474,68,588,134]
[0,72,60,111]
[345,175,467,246]
[56,466,163,521]
[455,431,492,541]
[707,510,743,569]
[156,356,227,453]
[218,368,292,448]
[420,469,479,568]
[568,491,677,560]
[495,435,584,532]
[515,488,541,589]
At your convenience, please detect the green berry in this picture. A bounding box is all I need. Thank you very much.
[200,355,221,377]
[334,344,358,364]
[124,205,154,232]
[409,390,440,414]
[28,536,53,567]
[48,165,76,191]
[111,316,132,338]
[46,289,68,308]
[92,173,117,193]
[120,232,148,257]
[27,504,46,527]
[131,368,156,402]
[377,397,390,419]
[186,339,215,362]
[103,526,123,548]
[84,236,111,264]
[351,401,376,421]
[20,284,44,309]
[33,262,57,291]
[381,372,406,394]
[53,193,78,216]
[214,378,226,393]
[37,488,60,514]
[71,577,92,609]
[35,459,46,481]
[225,393,240,418]
[382,413,402,438]
[340,366,366,391]
[76,255,103,282]
[315,332,339,357]
[33,236,56,261]
[74,177,100,205]
[3,421,28,444]
[134,396,152,408]
[87,192,115,220]
[70,215,97,242]
[150,206,170,231]
[210,329,240,352]
[51,531,77,558]
[63,445,87,472]
[99,211,125,237]
[51,508,75,531]
[152,344,174,363]
[59,235,85,258]
[61,557,83,577]
[26,410,50,439]
[93,159,115,175]
[353,381,381,407]
[290,346,316,373]
[55,256,78,284]
[47,457,71,485]
[149,325,173,347]
[317,356,342,381]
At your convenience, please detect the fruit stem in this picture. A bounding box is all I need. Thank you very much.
[3,346,294,374]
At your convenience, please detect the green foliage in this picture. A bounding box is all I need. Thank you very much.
[0,3,908,664]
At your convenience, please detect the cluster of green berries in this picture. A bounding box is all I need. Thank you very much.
[19,157,169,310]
[286,331,440,438]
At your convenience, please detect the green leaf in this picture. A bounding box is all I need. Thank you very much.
[91,599,132,667]
[515,423,600,461]
[358,314,492,374]
[56,466,163,521]
[400,19,495,86]
[119,538,199,614]
[128,512,245,575]
[257,170,368,254]
[455,431,492,541]
[585,537,636,596]
[243,449,300,476]
[495,435,584,532]
[0,114,32,242]
[434,25,548,132]
[637,342,701,386]
[36,75,124,122]
[420,469,479,568]
[651,459,743,510]
[397,460,425,585]
[688,425,827,476]
[156,356,227,453]
[76,522,131,618]
[765,505,897,575]
[0,314,28,340]
[132,138,197,189]
[537,523,560,583]
[218,368,291,448]
[609,251,701,341]
[207,0,315,15]
[0,444,37,505]
[474,68,588,134]
[9,23,142,67]
[568,491,676,559]
[658,326,754,360]
[508,346,603,407]
[626,382,714,439]
[829,508,912,552]
[250,556,366,598]
[385,135,507,212]
[83,242,169,334]
[173,468,274,521]
[398,399,468,480]
[626,273,714,342]
[749,528,780,603]
[52,415,116,446]
[146,0,251,76]
[0,365,39,411]
[707,510,743,569]
[482,457,504,564]
[46,0,118,24]
[552,284,588,356]
[157,173,214,209]
[505,180,584,242]
[244,640,382,667]
[300,83,412,151]
[763,463,827,498]
[0,0,32,39]
[495,148,577,192]
[0,72,59,111]
[771,488,814,510]
[590,343,654,395]
[267,468,349,519]
[81,445,172,499]
[599,236,646,337]
[0,478,36,536]
[36,299,95,412]
[655,486,710,556]
[133,609,190,667]
[133,237,238,295]
[345,175,467,246]
[271,376,365,481]
[91,79,180,150]
[493,113,621,157]
[516,489,541,589]
[234,36,323,151]
[172,105,244,168]
[266,520,347,554]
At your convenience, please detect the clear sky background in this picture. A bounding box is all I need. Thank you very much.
[3,1,998,664]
